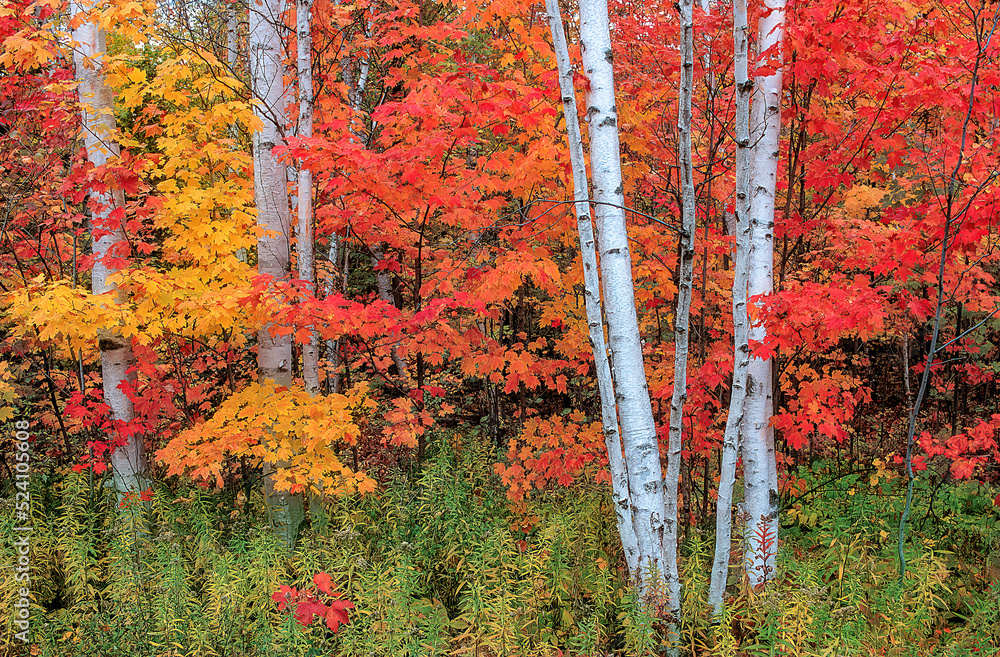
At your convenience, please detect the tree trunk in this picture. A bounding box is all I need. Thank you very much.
[543,0,639,576]
[250,0,304,547]
[372,249,409,380]
[578,0,667,591]
[742,0,785,588]
[71,1,148,500]
[325,237,343,394]
[322,13,371,395]
[227,5,239,73]
[297,0,326,520]
[297,0,320,395]
[708,0,754,612]
[664,0,696,626]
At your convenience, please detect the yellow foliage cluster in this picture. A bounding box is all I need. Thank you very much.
[5,281,123,354]
[67,0,157,41]
[158,382,377,497]
[0,360,17,422]
[842,184,888,218]
[2,24,261,349]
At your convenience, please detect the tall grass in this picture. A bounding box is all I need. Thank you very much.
[1,439,996,655]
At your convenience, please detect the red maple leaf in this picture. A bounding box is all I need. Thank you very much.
[313,571,334,595]
[324,599,355,633]
[294,600,330,627]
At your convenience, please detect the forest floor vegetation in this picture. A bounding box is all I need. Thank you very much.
[2,437,998,656]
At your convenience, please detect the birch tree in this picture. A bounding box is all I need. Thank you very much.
[742,0,786,587]
[663,0,696,623]
[227,3,239,73]
[249,0,304,545]
[543,0,639,576]
[71,0,148,499]
[296,0,319,394]
[708,0,754,612]
[578,0,668,590]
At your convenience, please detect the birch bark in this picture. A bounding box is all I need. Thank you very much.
[296,0,322,514]
[543,0,639,576]
[72,0,148,499]
[663,0,696,623]
[578,0,667,589]
[742,0,785,587]
[227,5,239,73]
[250,0,304,546]
[708,0,754,612]
[296,0,319,394]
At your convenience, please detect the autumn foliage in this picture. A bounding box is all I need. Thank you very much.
[0,0,997,526]
[272,572,355,634]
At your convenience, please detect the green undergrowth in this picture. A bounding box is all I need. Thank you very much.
[1,439,997,656]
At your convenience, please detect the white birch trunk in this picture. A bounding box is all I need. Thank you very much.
[708,0,754,612]
[296,0,319,394]
[578,0,667,590]
[227,7,239,72]
[742,0,785,588]
[250,0,304,546]
[72,2,148,500]
[346,17,372,112]
[353,51,370,110]
[297,0,321,510]
[663,0,696,625]
[544,0,639,576]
